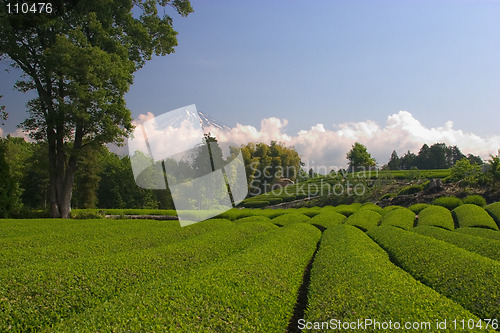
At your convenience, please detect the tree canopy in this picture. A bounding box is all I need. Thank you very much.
[0,0,193,217]
[346,142,376,171]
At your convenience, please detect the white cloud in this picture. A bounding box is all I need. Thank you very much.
[207,110,500,169]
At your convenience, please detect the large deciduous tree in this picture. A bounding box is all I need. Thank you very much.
[0,1,193,217]
[346,142,376,172]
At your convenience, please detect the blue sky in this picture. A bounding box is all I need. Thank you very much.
[1,0,499,166]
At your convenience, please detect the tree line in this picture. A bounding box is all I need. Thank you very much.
[0,136,303,217]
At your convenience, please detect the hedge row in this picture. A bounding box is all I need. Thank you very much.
[452,204,499,230]
[416,205,455,230]
[307,212,346,230]
[431,196,463,210]
[485,202,500,229]
[52,223,321,332]
[345,210,381,231]
[413,225,500,261]
[0,220,277,331]
[408,203,429,214]
[454,227,500,242]
[368,225,500,319]
[380,207,415,230]
[271,213,310,226]
[332,203,361,217]
[305,225,478,328]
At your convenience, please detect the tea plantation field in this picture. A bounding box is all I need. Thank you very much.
[1,200,499,332]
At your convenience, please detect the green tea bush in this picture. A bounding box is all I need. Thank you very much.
[306,225,478,327]
[463,195,486,207]
[417,206,455,230]
[414,225,500,261]
[295,207,321,218]
[307,212,346,229]
[0,220,278,331]
[397,184,423,196]
[368,225,500,319]
[382,205,404,214]
[431,196,463,210]
[334,203,361,217]
[242,200,270,208]
[452,204,499,230]
[271,213,310,226]
[266,197,284,205]
[345,210,381,231]
[251,208,287,219]
[216,208,254,221]
[408,203,429,214]
[485,202,500,229]
[53,223,321,332]
[234,216,271,223]
[380,207,415,230]
[455,227,500,242]
[359,202,385,215]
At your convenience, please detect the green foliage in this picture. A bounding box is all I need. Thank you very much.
[450,158,484,186]
[241,141,302,195]
[242,200,270,208]
[452,204,499,230]
[233,216,271,223]
[455,227,500,242]
[346,142,376,171]
[487,150,500,181]
[368,225,500,319]
[485,202,500,230]
[359,202,385,215]
[306,225,478,327]
[380,207,415,230]
[431,196,463,210]
[417,205,455,230]
[408,203,429,214]
[53,223,320,332]
[414,225,500,261]
[307,212,346,229]
[271,213,310,226]
[333,203,361,217]
[382,205,404,213]
[463,194,487,207]
[345,210,381,231]
[397,184,424,196]
[0,219,279,331]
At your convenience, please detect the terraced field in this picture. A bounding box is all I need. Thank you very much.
[1,199,499,332]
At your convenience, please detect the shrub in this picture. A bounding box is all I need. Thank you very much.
[397,184,423,196]
[382,205,404,214]
[334,203,361,217]
[307,212,346,229]
[234,216,271,223]
[280,195,297,202]
[266,197,284,205]
[0,220,278,330]
[216,208,254,221]
[305,225,478,326]
[485,202,500,229]
[408,203,429,214]
[359,202,385,215]
[414,225,500,261]
[70,211,104,219]
[295,207,321,218]
[417,206,455,230]
[463,195,486,207]
[53,223,321,332]
[242,200,270,208]
[345,210,381,231]
[271,213,310,226]
[380,207,415,230]
[431,196,463,210]
[368,225,500,319]
[452,204,499,230]
[251,209,287,219]
[455,227,500,242]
